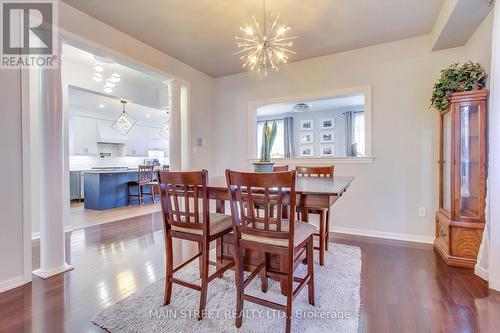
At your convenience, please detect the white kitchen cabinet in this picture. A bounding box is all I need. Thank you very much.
[125,125,167,157]
[125,125,148,156]
[71,116,98,155]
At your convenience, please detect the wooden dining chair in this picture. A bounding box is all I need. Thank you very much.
[273,165,289,172]
[295,165,335,266]
[157,170,234,320]
[127,165,156,205]
[226,170,315,333]
[255,165,289,218]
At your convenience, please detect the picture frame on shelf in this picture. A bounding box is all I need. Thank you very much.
[300,120,313,131]
[321,131,335,143]
[300,145,314,157]
[300,132,314,144]
[320,118,335,129]
[320,145,335,157]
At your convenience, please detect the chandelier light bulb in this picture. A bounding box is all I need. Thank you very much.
[234,0,297,75]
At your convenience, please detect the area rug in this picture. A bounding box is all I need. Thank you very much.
[92,243,362,333]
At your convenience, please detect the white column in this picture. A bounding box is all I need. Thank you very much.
[167,80,196,259]
[167,79,182,171]
[476,2,500,291]
[32,38,72,279]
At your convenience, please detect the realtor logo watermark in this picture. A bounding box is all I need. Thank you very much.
[1,0,58,68]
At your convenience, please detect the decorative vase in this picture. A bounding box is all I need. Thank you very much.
[253,161,275,173]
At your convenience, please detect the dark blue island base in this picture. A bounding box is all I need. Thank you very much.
[83,172,155,210]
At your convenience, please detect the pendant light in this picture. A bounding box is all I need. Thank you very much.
[112,100,136,136]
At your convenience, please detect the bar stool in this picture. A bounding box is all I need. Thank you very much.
[295,165,334,266]
[127,165,155,205]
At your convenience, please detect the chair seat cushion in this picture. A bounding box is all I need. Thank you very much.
[241,220,316,247]
[171,213,233,236]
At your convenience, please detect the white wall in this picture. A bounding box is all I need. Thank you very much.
[290,108,352,158]
[212,16,493,242]
[0,69,25,292]
[467,12,494,79]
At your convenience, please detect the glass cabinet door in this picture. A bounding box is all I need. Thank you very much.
[441,111,452,213]
[458,104,481,219]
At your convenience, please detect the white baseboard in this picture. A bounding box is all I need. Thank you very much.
[0,275,25,294]
[489,278,500,292]
[475,264,489,281]
[333,226,434,244]
[473,265,500,292]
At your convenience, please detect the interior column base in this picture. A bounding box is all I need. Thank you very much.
[33,263,74,279]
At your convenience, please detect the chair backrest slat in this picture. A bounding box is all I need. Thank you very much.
[296,165,334,178]
[158,170,209,233]
[138,165,154,182]
[226,170,296,246]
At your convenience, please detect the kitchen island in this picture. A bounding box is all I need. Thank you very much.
[83,169,155,210]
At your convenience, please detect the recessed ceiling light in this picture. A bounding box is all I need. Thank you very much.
[94,63,104,72]
[92,73,103,82]
[104,87,113,94]
[145,113,151,118]
[109,73,121,83]
[162,80,168,84]
[99,104,104,108]
[105,80,115,88]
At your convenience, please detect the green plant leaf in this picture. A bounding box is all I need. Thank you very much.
[430,61,486,111]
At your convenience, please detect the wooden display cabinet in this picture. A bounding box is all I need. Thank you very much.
[434,90,487,268]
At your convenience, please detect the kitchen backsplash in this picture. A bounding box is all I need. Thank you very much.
[70,155,169,171]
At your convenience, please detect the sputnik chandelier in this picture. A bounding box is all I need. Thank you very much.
[234,0,297,75]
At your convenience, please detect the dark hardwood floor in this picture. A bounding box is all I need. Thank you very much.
[0,212,499,333]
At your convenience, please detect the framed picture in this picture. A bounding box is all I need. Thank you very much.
[321,131,335,143]
[300,145,314,157]
[300,132,314,144]
[321,119,335,129]
[320,145,335,156]
[300,120,313,131]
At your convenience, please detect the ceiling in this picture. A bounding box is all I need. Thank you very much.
[69,87,168,128]
[62,0,445,77]
[257,94,365,117]
[63,43,166,92]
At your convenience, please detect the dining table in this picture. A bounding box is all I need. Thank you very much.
[206,175,354,295]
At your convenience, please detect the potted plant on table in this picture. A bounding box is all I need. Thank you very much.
[253,120,277,172]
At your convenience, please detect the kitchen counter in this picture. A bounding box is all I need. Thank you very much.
[80,169,139,174]
[83,170,156,210]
